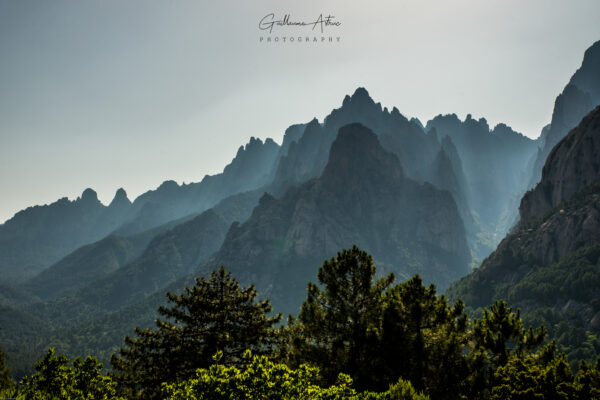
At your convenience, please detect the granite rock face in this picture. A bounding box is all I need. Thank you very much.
[201,123,471,314]
[448,106,600,336]
[521,106,600,223]
[271,87,441,193]
[528,40,600,188]
[426,114,537,242]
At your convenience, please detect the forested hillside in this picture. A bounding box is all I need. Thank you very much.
[448,106,600,365]
[2,248,600,399]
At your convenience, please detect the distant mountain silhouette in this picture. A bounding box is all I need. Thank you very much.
[115,136,280,236]
[198,123,471,314]
[448,106,600,363]
[22,211,203,301]
[0,136,280,282]
[0,188,132,281]
[2,71,588,374]
[1,85,541,284]
[425,114,537,248]
[528,40,600,188]
[270,87,536,263]
[19,189,262,325]
[271,88,441,193]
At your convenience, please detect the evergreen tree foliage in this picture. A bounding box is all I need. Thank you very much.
[472,300,547,368]
[378,276,469,398]
[288,246,394,390]
[491,342,576,400]
[287,246,470,397]
[575,358,600,398]
[19,348,121,400]
[285,246,555,398]
[111,266,282,399]
[8,247,600,399]
[451,301,545,400]
[0,344,15,396]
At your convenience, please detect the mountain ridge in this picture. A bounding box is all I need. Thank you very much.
[198,123,471,314]
[447,105,600,364]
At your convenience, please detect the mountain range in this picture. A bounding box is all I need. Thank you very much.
[448,104,600,364]
[1,40,600,377]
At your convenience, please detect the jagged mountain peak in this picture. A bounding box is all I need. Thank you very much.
[464,114,489,130]
[520,105,600,223]
[330,88,383,125]
[321,123,404,188]
[79,188,99,203]
[156,180,180,192]
[440,134,454,150]
[258,192,276,206]
[306,117,321,129]
[410,117,425,131]
[570,40,600,102]
[280,123,307,155]
[527,41,600,189]
[342,87,375,106]
[428,126,439,142]
[237,136,278,154]
[109,188,131,208]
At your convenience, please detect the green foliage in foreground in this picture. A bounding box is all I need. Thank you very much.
[6,246,600,399]
[111,266,282,399]
[163,350,429,400]
[491,342,600,400]
[18,348,123,400]
[0,344,16,398]
[451,244,600,367]
[285,247,549,399]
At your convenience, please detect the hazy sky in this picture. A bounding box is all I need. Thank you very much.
[1,0,599,223]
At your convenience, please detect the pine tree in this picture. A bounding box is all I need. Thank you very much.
[491,342,575,400]
[111,266,282,399]
[472,300,546,368]
[463,300,547,399]
[379,276,469,398]
[289,245,394,390]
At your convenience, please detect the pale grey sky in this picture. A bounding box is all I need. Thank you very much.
[1,0,600,223]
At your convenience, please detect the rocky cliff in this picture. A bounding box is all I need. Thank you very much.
[448,107,600,362]
[528,40,600,188]
[521,106,600,223]
[0,188,132,281]
[200,123,471,314]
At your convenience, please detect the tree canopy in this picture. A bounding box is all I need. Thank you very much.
[111,266,281,399]
[4,247,600,399]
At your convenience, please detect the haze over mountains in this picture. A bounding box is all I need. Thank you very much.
[199,123,470,314]
[0,86,535,284]
[1,40,599,377]
[528,40,600,188]
[447,41,600,364]
[448,104,600,364]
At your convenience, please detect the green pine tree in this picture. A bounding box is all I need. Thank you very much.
[288,245,394,390]
[378,276,470,399]
[491,342,575,400]
[111,266,282,399]
[472,300,546,368]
